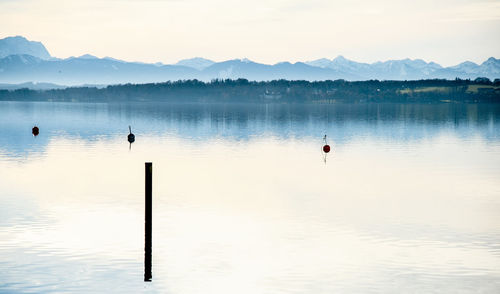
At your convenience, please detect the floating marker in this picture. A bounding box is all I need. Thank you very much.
[128,126,135,143]
[322,134,331,153]
[32,126,39,136]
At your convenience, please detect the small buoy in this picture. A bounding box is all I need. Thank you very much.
[128,133,135,143]
[32,126,39,136]
[322,134,331,153]
[128,126,135,143]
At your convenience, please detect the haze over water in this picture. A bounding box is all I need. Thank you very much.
[1,101,500,293]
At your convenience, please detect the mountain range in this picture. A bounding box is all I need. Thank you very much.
[0,36,499,86]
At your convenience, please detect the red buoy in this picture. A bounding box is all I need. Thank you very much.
[32,126,39,136]
[323,144,330,153]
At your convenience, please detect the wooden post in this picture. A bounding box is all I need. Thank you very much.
[144,162,152,282]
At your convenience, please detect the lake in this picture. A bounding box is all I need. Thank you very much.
[1,101,500,293]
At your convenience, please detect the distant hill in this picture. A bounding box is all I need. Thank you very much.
[0,36,51,60]
[175,57,215,71]
[0,53,200,85]
[304,56,500,80]
[0,82,66,90]
[0,36,499,85]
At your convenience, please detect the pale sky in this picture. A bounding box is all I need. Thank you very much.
[1,0,499,66]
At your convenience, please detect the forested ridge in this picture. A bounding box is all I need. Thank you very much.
[1,78,499,103]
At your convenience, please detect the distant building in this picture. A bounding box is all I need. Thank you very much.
[263,89,282,100]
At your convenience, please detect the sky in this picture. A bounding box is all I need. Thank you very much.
[0,0,499,66]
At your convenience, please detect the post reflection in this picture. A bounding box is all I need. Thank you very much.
[145,162,152,282]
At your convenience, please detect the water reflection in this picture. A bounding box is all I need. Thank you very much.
[0,102,500,293]
[1,102,499,160]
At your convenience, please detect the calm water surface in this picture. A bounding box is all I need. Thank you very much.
[1,101,500,293]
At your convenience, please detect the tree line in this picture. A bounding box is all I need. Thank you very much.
[0,78,499,103]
